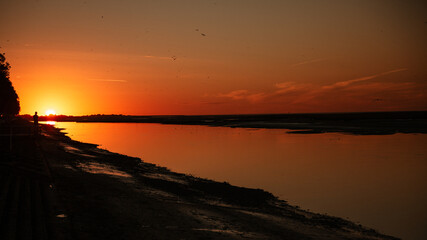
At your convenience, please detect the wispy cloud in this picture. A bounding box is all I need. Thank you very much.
[217,90,267,102]
[218,90,249,100]
[217,83,306,103]
[215,67,413,109]
[274,82,307,94]
[290,58,328,67]
[323,68,407,89]
[201,101,228,105]
[291,68,408,104]
[89,78,127,83]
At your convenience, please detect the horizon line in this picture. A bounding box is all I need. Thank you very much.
[19,110,427,117]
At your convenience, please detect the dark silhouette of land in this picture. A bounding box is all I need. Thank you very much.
[21,111,427,135]
[0,119,400,239]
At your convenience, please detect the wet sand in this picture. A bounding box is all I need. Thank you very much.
[1,120,400,239]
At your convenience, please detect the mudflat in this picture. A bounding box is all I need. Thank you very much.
[1,120,399,239]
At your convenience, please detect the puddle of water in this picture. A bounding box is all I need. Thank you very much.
[60,143,81,153]
[141,173,188,185]
[60,143,96,158]
[77,162,132,178]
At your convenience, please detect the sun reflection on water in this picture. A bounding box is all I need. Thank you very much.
[39,121,56,125]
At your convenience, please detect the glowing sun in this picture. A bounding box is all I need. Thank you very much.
[45,109,56,116]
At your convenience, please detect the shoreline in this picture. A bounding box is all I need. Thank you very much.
[40,123,399,239]
[0,119,400,239]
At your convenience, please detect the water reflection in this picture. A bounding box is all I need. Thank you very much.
[40,121,56,125]
[77,162,132,179]
[55,122,427,240]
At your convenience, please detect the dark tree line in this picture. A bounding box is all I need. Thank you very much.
[0,52,20,117]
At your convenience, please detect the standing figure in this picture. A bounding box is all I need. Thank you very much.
[33,111,39,136]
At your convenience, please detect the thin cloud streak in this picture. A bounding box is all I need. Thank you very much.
[216,89,269,103]
[323,68,408,89]
[290,58,328,67]
[216,68,411,106]
[89,78,127,83]
[291,68,409,104]
[217,90,249,100]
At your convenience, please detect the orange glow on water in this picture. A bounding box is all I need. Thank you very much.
[54,122,427,240]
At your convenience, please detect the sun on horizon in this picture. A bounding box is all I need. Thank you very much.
[45,109,56,116]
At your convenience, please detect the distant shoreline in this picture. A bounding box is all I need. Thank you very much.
[22,111,427,135]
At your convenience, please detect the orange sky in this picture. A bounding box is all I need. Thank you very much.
[1,0,426,115]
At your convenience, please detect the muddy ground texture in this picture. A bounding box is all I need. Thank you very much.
[1,120,399,239]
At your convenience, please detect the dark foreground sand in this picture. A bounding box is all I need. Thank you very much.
[1,120,399,239]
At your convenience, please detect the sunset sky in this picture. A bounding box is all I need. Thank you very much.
[1,0,426,115]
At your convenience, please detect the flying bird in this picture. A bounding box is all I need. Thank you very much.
[195,29,206,36]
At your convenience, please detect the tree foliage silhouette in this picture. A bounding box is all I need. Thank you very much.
[0,52,20,116]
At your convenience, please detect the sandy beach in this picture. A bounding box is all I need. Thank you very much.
[0,119,401,239]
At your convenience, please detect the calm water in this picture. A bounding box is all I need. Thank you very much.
[52,122,427,240]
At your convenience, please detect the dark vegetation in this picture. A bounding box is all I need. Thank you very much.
[0,52,20,117]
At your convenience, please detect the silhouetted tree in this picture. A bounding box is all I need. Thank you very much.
[0,52,20,117]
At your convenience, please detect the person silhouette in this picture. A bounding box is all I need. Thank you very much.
[33,111,39,135]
